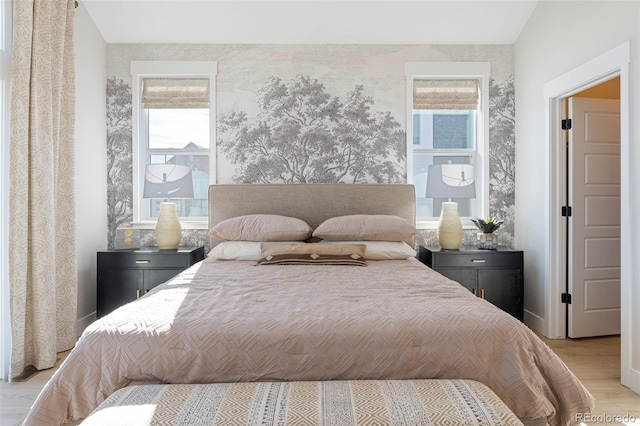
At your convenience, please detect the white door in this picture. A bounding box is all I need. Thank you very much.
[568,97,620,338]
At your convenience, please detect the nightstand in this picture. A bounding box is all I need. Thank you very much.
[97,246,206,318]
[418,246,524,321]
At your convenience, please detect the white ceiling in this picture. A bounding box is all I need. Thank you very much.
[81,0,539,45]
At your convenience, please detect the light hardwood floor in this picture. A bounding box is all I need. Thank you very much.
[538,334,640,425]
[1,336,638,426]
[0,351,70,426]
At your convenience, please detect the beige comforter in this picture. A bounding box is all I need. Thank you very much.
[24,257,594,425]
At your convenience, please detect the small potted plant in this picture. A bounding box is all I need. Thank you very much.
[471,217,503,250]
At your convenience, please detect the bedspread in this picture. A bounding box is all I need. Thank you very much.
[24,257,594,425]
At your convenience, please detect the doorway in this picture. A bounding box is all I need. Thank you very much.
[564,80,621,338]
[543,41,635,392]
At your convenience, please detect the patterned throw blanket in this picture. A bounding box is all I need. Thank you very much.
[81,380,524,426]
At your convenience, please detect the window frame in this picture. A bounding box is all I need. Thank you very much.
[0,0,11,381]
[405,62,490,229]
[131,60,218,229]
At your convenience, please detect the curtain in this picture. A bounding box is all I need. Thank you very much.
[413,79,479,110]
[9,0,77,379]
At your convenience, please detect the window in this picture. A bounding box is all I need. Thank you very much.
[131,61,217,226]
[405,63,490,227]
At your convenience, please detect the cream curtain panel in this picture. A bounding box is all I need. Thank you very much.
[9,0,77,379]
[413,79,479,110]
[142,78,210,109]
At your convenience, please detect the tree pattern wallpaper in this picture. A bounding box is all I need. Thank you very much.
[488,76,516,249]
[219,75,406,185]
[106,77,133,249]
[106,44,516,251]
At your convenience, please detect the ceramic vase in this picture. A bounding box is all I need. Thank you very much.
[437,202,463,250]
[155,202,181,250]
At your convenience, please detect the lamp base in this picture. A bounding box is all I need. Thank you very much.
[155,202,182,250]
[437,201,463,250]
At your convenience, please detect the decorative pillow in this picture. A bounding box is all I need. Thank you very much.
[209,214,313,242]
[321,241,416,260]
[258,242,367,266]
[312,215,417,242]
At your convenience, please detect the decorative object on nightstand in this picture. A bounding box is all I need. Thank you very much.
[418,245,524,321]
[143,164,194,250]
[115,226,140,249]
[426,163,476,250]
[97,246,205,318]
[471,217,503,250]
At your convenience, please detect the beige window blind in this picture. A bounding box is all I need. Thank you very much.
[413,79,479,110]
[142,78,209,109]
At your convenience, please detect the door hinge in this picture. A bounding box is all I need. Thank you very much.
[561,206,572,217]
[561,293,572,304]
[561,119,572,130]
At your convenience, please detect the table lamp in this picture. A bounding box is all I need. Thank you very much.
[426,163,475,250]
[143,164,194,250]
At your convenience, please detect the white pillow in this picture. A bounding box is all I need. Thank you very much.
[209,241,309,261]
[208,241,262,261]
[320,240,416,260]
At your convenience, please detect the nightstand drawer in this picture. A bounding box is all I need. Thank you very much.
[430,252,522,268]
[98,251,193,269]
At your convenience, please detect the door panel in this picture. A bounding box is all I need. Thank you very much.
[568,97,620,338]
[584,279,621,310]
[584,196,620,226]
[584,238,620,268]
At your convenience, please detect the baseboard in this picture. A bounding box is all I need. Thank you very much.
[628,366,640,395]
[523,309,548,337]
[76,312,96,337]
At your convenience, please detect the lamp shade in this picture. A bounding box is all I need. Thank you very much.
[425,164,476,199]
[143,164,194,199]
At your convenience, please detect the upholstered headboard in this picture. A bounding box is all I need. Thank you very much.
[208,184,416,247]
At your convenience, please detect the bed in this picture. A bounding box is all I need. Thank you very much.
[23,184,594,426]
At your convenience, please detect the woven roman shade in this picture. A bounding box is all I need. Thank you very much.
[413,79,479,110]
[142,78,209,109]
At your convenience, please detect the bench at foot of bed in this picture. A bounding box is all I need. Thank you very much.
[80,379,523,426]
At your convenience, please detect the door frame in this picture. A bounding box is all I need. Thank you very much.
[543,42,632,387]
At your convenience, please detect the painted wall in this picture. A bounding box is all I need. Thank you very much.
[74,4,107,334]
[106,44,516,250]
[514,0,639,388]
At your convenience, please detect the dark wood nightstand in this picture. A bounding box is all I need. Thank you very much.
[418,246,524,321]
[97,246,206,318]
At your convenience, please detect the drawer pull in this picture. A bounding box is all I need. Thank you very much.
[471,259,486,263]
[135,259,150,264]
